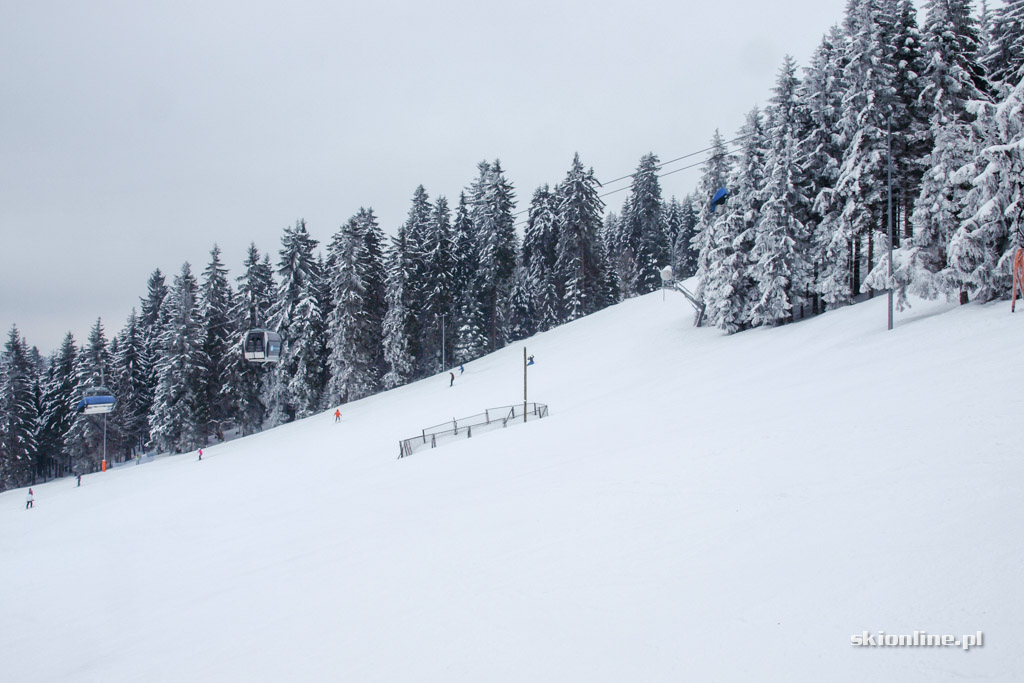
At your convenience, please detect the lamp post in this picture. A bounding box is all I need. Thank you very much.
[100,366,108,472]
[887,112,894,331]
[523,347,528,424]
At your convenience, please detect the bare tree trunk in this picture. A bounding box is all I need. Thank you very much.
[851,237,860,300]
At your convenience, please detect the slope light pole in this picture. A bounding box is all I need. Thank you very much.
[523,347,528,424]
[887,112,894,331]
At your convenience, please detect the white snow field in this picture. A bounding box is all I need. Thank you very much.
[3,289,1023,682]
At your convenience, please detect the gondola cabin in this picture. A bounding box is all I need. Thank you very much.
[242,329,282,363]
[76,387,115,414]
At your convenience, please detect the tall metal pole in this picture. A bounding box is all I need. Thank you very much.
[523,347,527,423]
[887,113,894,331]
[100,366,108,471]
[441,315,446,370]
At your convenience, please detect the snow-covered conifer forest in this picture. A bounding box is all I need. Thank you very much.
[2,0,1023,490]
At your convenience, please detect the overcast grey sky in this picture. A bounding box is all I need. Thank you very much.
[1,0,853,354]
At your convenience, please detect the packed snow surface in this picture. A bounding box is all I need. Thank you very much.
[3,290,1023,682]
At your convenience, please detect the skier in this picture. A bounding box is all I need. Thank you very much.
[198,448,203,461]
[26,488,34,509]
[450,371,455,387]
[76,474,82,487]
[459,365,464,375]
[527,355,535,366]
[334,409,341,422]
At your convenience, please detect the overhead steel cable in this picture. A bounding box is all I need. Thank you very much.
[512,149,741,228]
[596,133,753,188]
[509,133,751,220]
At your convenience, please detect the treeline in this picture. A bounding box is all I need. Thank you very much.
[2,0,1022,490]
[0,153,687,489]
[691,0,1024,331]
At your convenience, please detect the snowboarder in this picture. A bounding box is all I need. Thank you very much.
[334,409,341,422]
[450,371,455,387]
[26,488,34,509]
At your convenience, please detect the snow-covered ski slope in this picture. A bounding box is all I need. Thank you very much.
[3,290,1023,682]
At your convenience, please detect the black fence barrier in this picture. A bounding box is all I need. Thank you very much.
[398,403,550,458]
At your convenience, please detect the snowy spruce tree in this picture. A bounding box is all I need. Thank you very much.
[552,153,607,322]
[945,74,1024,302]
[232,245,276,435]
[750,56,812,326]
[35,333,78,479]
[382,219,417,389]
[397,186,432,375]
[799,25,848,315]
[266,220,322,424]
[68,319,117,468]
[902,0,991,304]
[522,185,560,332]
[985,0,1024,87]
[621,153,668,296]
[111,310,151,457]
[0,326,39,490]
[692,130,733,306]
[469,160,518,351]
[285,275,328,419]
[671,196,700,279]
[833,0,898,302]
[600,211,625,302]
[454,284,490,365]
[449,192,477,349]
[199,245,238,440]
[453,179,492,365]
[149,265,207,454]
[888,0,930,241]
[420,196,457,372]
[137,268,169,447]
[326,210,386,405]
[505,267,535,342]
[357,209,389,381]
[703,110,767,332]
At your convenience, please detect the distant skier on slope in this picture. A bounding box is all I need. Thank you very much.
[450,371,455,387]
[459,365,464,374]
[26,488,34,509]
[334,409,341,422]
[527,355,535,366]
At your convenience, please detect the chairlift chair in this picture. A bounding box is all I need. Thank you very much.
[76,387,115,414]
[242,328,283,363]
[710,187,729,212]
